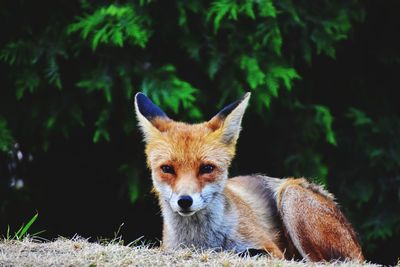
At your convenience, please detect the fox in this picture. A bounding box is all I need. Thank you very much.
[134,92,364,262]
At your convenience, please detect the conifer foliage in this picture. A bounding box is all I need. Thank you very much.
[0,0,363,149]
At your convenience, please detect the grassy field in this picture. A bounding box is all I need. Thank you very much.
[0,237,381,267]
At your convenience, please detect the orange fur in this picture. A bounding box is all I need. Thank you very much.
[144,120,235,192]
[277,179,364,261]
[225,186,284,258]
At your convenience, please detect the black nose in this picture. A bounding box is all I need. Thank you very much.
[177,195,193,209]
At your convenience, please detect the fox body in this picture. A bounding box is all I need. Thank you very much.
[134,92,364,262]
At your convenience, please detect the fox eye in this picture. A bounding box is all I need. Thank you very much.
[199,164,215,175]
[161,165,175,174]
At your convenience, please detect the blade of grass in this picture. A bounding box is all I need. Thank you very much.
[14,224,25,239]
[32,230,46,236]
[6,225,11,240]
[16,213,38,240]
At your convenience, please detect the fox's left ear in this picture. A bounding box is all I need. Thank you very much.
[134,92,171,141]
[208,92,251,144]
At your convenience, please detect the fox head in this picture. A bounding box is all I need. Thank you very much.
[134,92,250,216]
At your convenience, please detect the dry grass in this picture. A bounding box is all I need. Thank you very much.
[0,237,380,267]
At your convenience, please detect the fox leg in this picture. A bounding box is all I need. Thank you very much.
[262,240,284,259]
[276,178,364,262]
[245,230,284,259]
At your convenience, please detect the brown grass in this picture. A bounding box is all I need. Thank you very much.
[0,237,380,267]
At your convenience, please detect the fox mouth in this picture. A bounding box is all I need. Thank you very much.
[177,210,196,217]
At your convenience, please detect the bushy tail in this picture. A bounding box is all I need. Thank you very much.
[275,178,364,262]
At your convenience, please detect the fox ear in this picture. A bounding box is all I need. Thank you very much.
[208,92,251,144]
[134,92,170,141]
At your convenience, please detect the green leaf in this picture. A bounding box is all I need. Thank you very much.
[240,56,265,90]
[208,54,222,79]
[141,64,200,119]
[314,105,337,146]
[0,117,14,152]
[207,0,239,32]
[0,40,39,66]
[91,27,108,50]
[70,106,85,127]
[257,91,272,109]
[93,129,110,143]
[46,56,62,89]
[76,69,113,102]
[268,66,301,91]
[265,73,278,97]
[15,213,39,240]
[93,109,110,143]
[46,115,57,130]
[188,107,202,120]
[177,3,188,27]
[278,0,303,25]
[310,10,355,60]
[104,87,112,103]
[257,0,276,18]
[241,1,255,19]
[112,29,124,47]
[270,26,282,56]
[119,163,142,203]
[128,180,140,203]
[347,108,373,126]
[15,71,40,100]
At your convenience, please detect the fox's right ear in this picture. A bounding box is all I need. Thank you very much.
[208,92,251,145]
[134,92,171,141]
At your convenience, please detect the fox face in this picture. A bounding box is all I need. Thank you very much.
[135,92,250,216]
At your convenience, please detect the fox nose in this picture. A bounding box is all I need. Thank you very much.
[177,195,193,210]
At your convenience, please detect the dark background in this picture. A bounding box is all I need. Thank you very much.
[1,0,399,265]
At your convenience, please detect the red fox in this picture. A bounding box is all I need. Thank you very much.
[134,92,364,262]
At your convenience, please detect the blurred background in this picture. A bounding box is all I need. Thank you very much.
[0,0,399,264]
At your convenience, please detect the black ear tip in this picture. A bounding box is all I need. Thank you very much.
[135,92,151,108]
[135,92,146,102]
[134,92,168,120]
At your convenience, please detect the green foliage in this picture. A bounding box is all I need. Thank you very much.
[68,4,151,50]
[282,102,336,186]
[240,56,300,108]
[0,0,365,199]
[119,163,142,203]
[314,105,337,146]
[0,40,42,67]
[0,117,14,152]
[341,108,400,249]
[311,9,354,59]
[93,110,110,143]
[208,0,276,32]
[15,70,41,100]
[240,56,265,90]
[0,32,67,100]
[77,69,113,103]
[141,65,201,119]
[347,108,373,126]
[285,148,328,185]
